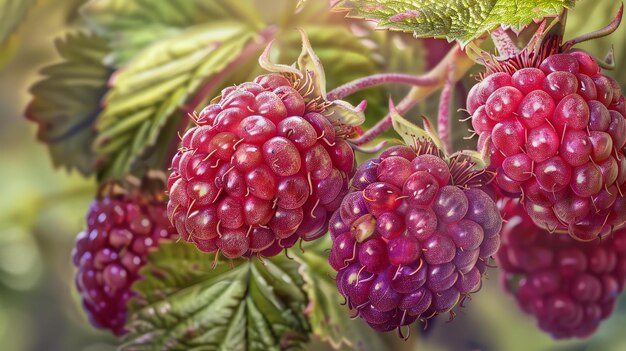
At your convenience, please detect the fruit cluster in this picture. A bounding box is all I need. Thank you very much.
[498,204,626,338]
[469,50,626,241]
[167,74,355,258]
[66,12,626,342]
[72,189,176,335]
[329,143,502,331]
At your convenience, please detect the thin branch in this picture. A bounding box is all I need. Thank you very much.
[350,45,475,146]
[562,3,623,51]
[326,73,439,101]
[438,64,455,154]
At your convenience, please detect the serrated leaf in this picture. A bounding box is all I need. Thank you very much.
[296,238,397,350]
[25,32,111,175]
[93,22,262,180]
[122,242,310,351]
[334,0,575,46]
[81,0,263,65]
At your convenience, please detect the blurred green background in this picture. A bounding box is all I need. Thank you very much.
[2,1,626,350]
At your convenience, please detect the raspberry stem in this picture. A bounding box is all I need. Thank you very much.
[562,3,623,51]
[326,73,439,101]
[437,64,455,154]
[351,45,475,146]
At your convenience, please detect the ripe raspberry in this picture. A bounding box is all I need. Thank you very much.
[72,186,176,335]
[497,203,626,339]
[469,43,626,241]
[329,141,502,334]
[167,73,357,258]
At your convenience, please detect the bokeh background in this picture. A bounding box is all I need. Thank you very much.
[2,1,626,350]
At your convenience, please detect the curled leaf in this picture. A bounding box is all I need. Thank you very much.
[259,29,366,128]
[389,100,430,148]
[296,28,327,99]
[258,39,302,76]
[325,99,366,127]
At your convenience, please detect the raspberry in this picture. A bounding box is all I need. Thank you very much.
[329,141,502,334]
[469,46,626,241]
[497,203,626,338]
[72,187,176,335]
[167,73,356,258]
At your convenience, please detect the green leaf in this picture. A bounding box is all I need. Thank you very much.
[25,32,111,175]
[77,0,431,181]
[296,238,392,350]
[81,0,263,65]
[93,22,263,180]
[390,102,430,147]
[334,0,575,46]
[122,242,310,351]
[0,0,36,47]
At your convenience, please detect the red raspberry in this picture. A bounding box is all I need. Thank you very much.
[72,189,176,335]
[329,141,502,334]
[168,74,356,259]
[497,203,626,339]
[469,47,626,241]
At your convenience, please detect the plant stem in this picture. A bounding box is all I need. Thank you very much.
[562,3,623,51]
[351,94,416,146]
[438,65,454,154]
[350,45,475,146]
[326,73,439,101]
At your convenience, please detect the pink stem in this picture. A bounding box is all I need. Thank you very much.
[563,3,623,51]
[351,45,474,146]
[438,65,454,154]
[326,73,439,101]
[350,94,418,146]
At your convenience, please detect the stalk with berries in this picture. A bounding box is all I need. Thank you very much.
[20,0,626,349]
